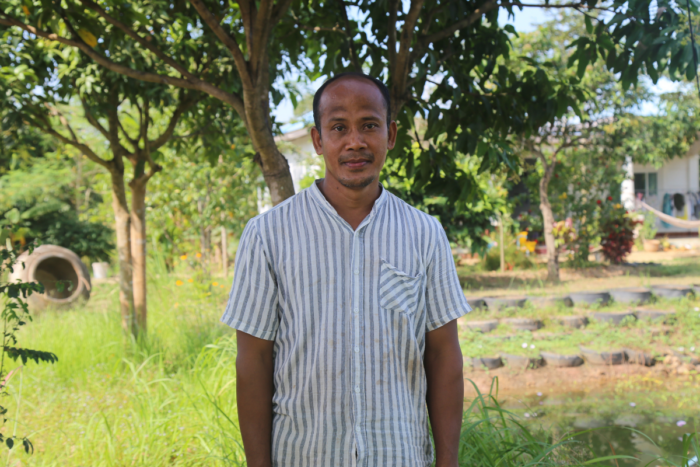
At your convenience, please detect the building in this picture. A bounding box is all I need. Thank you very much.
[621,138,700,236]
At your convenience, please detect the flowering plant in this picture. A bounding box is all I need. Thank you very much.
[599,203,641,264]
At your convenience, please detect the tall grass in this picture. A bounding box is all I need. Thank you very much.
[2,252,695,466]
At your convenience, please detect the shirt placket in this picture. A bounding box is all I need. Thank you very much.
[351,224,366,465]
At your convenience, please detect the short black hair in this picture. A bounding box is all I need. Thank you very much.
[312,72,392,135]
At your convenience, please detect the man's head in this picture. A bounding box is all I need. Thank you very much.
[311,73,397,190]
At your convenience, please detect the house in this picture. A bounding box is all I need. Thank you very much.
[621,138,700,236]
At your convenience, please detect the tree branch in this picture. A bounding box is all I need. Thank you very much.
[150,94,200,150]
[78,0,200,82]
[0,14,247,120]
[25,113,111,171]
[421,0,498,45]
[335,0,361,71]
[188,0,253,91]
[79,96,110,140]
[387,0,399,68]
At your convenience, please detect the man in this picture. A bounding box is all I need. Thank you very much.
[222,72,470,467]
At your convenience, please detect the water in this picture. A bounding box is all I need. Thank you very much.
[502,391,698,466]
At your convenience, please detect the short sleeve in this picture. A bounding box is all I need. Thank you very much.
[425,226,471,331]
[221,220,279,341]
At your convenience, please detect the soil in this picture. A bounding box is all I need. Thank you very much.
[463,359,698,398]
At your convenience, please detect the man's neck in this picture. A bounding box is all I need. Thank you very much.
[317,177,381,231]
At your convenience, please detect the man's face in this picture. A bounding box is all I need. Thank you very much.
[311,77,397,189]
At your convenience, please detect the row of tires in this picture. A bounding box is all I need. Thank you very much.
[468,285,699,311]
[468,346,691,370]
[462,309,675,333]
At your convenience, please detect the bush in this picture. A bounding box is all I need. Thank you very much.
[482,241,533,271]
[599,203,639,264]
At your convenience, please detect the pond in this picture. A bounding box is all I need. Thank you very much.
[501,389,699,466]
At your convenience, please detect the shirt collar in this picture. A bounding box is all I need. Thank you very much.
[308,179,388,230]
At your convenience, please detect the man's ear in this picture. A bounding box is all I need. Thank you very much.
[387,120,398,150]
[310,127,323,155]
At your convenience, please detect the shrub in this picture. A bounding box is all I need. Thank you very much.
[599,204,640,264]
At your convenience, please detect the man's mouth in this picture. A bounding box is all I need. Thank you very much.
[343,159,371,169]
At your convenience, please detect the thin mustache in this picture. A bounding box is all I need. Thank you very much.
[338,152,374,163]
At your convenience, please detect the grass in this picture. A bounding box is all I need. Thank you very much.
[3,255,698,466]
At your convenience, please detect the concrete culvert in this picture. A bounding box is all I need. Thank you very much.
[9,245,91,310]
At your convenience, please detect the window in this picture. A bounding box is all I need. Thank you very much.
[647,173,657,196]
[634,173,658,198]
[634,173,646,197]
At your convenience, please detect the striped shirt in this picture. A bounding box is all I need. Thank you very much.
[222,181,470,467]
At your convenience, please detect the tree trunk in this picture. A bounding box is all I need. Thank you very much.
[109,170,136,336]
[245,91,295,205]
[539,175,559,282]
[130,178,148,335]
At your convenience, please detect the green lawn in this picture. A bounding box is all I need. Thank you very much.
[4,262,697,466]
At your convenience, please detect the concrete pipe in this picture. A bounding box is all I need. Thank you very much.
[8,245,91,310]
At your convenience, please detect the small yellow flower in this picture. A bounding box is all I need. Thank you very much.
[219,284,225,288]
[230,144,236,150]
[212,282,219,287]
[614,203,622,209]
[559,193,568,200]
[196,252,202,258]
[180,254,187,260]
[187,278,194,283]
[175,280,183,286]
[174,302,179,307]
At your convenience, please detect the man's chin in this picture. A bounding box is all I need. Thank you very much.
[338,174,377,189]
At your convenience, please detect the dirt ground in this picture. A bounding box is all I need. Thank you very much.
[463,359,697,398]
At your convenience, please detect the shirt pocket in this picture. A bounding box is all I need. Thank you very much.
[379,259,423,315]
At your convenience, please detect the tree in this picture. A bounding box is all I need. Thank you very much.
[0,34,203,335]
[300,0,700,213]
[1,0,697,214]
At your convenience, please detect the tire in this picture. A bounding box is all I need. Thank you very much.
[540,352,584,367]
[471,356,503,370]
[529,295,573,308]
[501,353,545,369]
[624,349,656,366]
[592,311,636,325]
[579,346,626,365]
[610,287,652,304]
[483,296,528,311]
[635,309,675,323]
[559,316,589,329]
[466,298,486,310]
[462,319,499,333]
[651,285,693,299]
[569,291,611,306]
[501,317,544,331]
[8,245,91,310]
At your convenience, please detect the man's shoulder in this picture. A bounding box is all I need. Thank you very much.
[384,190,444,232]
[245,187,311,233]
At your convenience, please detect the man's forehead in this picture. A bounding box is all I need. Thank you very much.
[319,77,386,115]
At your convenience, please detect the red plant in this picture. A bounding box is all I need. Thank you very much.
[600,207,641,264]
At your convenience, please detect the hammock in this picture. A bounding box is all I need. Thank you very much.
[638,200,700,229]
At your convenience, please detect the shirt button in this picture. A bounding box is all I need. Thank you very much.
[353,269,359,275]
[353,307,359,314]
[354,346,359,352]
[354,386,360,393]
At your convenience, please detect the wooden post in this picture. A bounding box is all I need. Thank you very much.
[222,226,228,278]
[499,213,505,273]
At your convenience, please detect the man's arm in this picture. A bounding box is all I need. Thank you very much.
[425,320,464,467]
[236,330,275,467]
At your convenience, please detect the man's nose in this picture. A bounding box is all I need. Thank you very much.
[344,127,367,151]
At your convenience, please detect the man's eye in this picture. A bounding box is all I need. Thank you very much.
[366,123,378,129]
[332,125,345,131]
